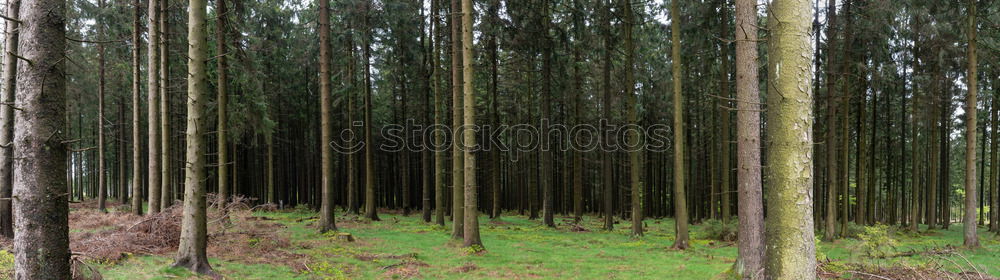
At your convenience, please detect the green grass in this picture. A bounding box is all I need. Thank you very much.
[89,209,1000,279]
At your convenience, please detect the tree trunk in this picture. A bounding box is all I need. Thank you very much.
[671,0,689,249]
[159,0,172,209]
[764,0,817,277]
[623,0,642,237]
[173,0,213,272]
[431,0,446,226]
[963,0,980,248]
[12,0,71,275]
[318,0,337,232]
[601,0,614,231]
[449,0,464,238]
[540,0,555,228]
[460,0,482,249]
[147,0,162,214]
[0,0,21,238]
[96,0,108,213]
[719,0,732,224]
[823,0,838,242]
[131,0,144,215]
[216,0,229,209]
[734,0,764,277]
[362,0,379,222]
[571,0,584,223]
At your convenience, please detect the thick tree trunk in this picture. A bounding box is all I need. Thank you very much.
[963,0,980,248]
[733,0,764,277]
[671,0,689,249]
[0,0,21,238]
[147,0,162,214]
[764,0,817,278]
[318,0,337,232]
[540,0,554,228]
[12,0,71,276]
[173,0,214,273]
[362,0,379,222]
[460,0,482,249]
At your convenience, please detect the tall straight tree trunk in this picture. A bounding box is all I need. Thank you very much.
[733,0,763,277]
[488,0,501,220]
[173,0,213,272]
[12,0,71,276]
[96,0,108,213]
[318,0,337,232]
[267,134,275,204]
[216,0,229,209]
[460,0,482,249]
[0,0,21,238]
[994,82,1000,233]
[963,0,980,248]
[571,0,584,223]
[671,0,689,249]
[131,0,143,215]
[856,76,869,226]
[362,0,379,221]
[822,0,838,242]
[765,0,816,277]
[601,0,614,231]
[623,0,642,236]
[159,0,171,209]
[147,0,162,214]
[719,0,732,223]
[422,0,434,223]
[540,0,554,228]
[13,0,70,274]
[345,22,359,215]
[450,0,464,238]
[432,0,446,226]
[118,96,127,205]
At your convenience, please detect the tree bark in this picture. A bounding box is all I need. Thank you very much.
[173,0,214,272]
[601,0,614,231]
[216,0,229,209]
[733,0,764,277]
[12,0,71,276]
[671,0,689,249]
[159,0,171,209]
[0,0,21,238]
[96,0,108,213]
[147,0,162,214]
[431,0,446,226]
[449,0,464,238]
[131,0,143,215]
[460,0,482,249]
[719,0,732,224]
[764,0,817,278]
[318,0,337,232]
[623,0,642,237]
[362,0,379,222]
[963,0,980,248]
[823,0,838,242]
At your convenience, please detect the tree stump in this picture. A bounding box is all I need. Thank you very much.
[336,232,355,242]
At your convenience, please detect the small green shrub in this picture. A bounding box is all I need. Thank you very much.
[304,261,348,280]
[0,250,12,278]
[699,219,738,242]
[857,224,898,258]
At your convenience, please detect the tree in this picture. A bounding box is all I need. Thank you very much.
[460,0,482,249]
[671,0,690,249]
[159,0,172,209]
[823,0,839,242]
[719,0,732,224]
[362,0,380,222]
[217,0,230,209]
[97,0,108,213]
[540,0,555,228]
[734,0,764,277]
[173,0,214,272]
[600,0,614,232]
[432,0,447,226]
[147,0,162,214]
[764,0,817,278]
[318,0,337,233]
[12,0,71,276]
[131,0,143,216]
[623,0,642,237]
[450,0,464,238]
[0,0,21,238]
[963,0,980,248]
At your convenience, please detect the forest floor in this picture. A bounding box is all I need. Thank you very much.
[7,201,999,279]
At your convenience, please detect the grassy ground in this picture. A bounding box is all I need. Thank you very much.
[89,208,999,279]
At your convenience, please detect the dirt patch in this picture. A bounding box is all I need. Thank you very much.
[819,262,998,280]
[453,262,479,273]
[381,261,428,279]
